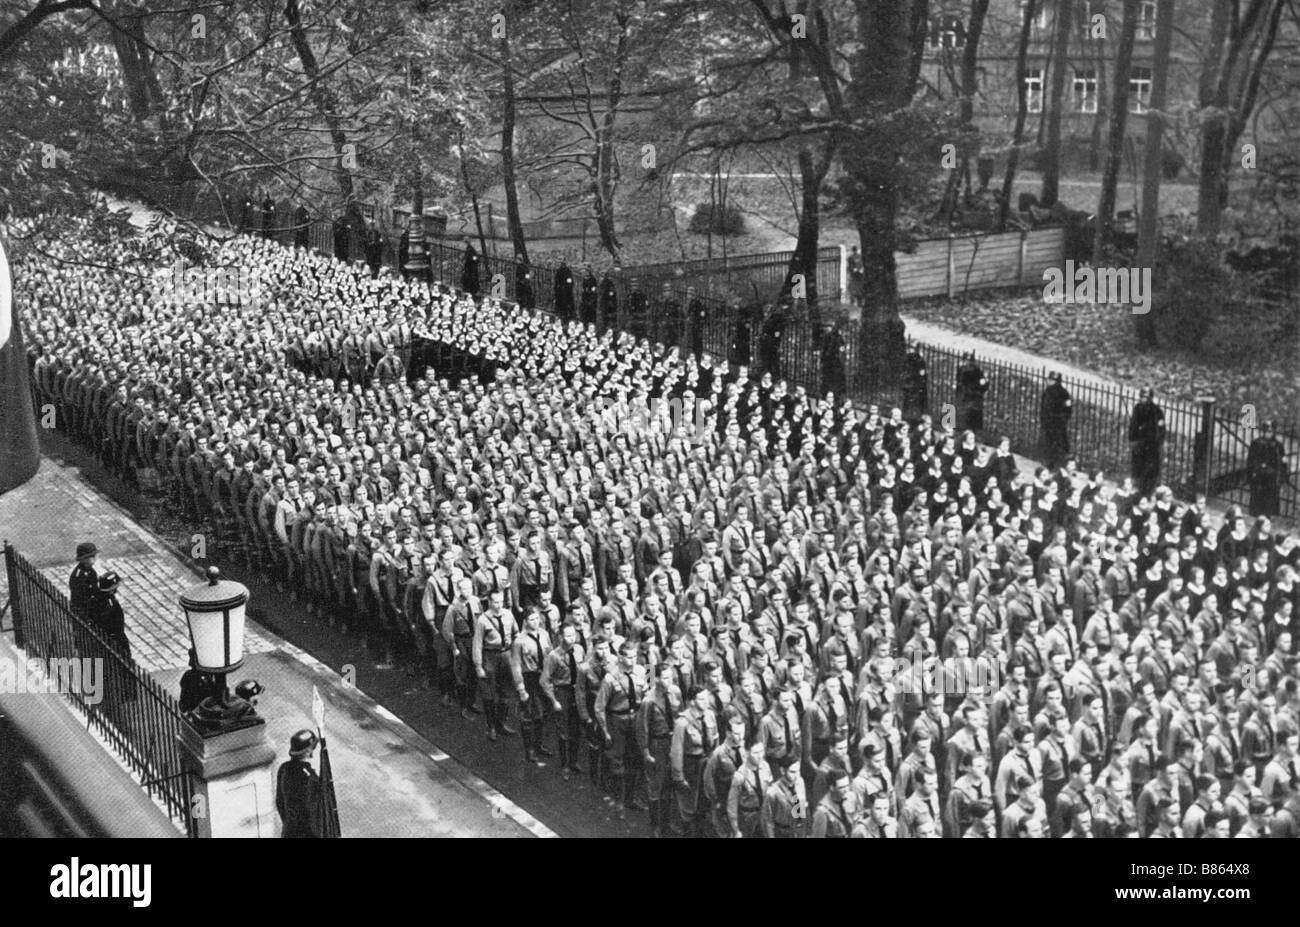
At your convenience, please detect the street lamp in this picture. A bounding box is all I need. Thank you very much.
[180,567,261,734]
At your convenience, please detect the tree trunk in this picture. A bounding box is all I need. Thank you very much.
[1134,0,1173,347]
[1095,0,1139,260]
[998,0,1037,229]
[847,0,920,386]
[1088,23,1107,172]
[284,0,355,206]
[1195,0,1233,236]
[1040,0,1074,206]
[499,3,529,265]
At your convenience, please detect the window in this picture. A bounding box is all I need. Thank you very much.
[1025,67,1044,113]
[1073,68,1097,113]
[929,15,966,50]
[1136,0,1156,40]
[1129,67,1152,112]
[1021,0,1050,31]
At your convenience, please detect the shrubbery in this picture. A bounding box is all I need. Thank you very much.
[687,202,746,236]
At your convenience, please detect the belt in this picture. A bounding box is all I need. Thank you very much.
[610,710,634,717]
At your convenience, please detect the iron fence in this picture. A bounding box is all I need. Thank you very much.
[2,543,197,836]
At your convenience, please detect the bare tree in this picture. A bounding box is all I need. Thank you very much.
[1095,0,1138,259]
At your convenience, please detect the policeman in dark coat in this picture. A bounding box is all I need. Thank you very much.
[261,196,277,240]
[626,279,648,340]
[1040,371,1073,468]
[658,283,682,350]
[293,205,311,249]
[554,262,575,321]
[687,288,706,358]
[515,261,535,309]
[1246,421,1286,516]
[91,571,132,659]
[955,351,988,432]
[820,323,846,397]
[364,225,383,277]
[599,273,619,333]
[732,304,755,369]
[461,244,481,296]
[332,217,351,262]
[69,542,100,623]
[276,730,325,838]
[580,267,599,325]
[239,194,254,231]
[902,344,928,421]
[757,304,783,376]
[1128,388,1167,497]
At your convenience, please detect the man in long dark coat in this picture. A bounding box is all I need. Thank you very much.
[1040,372,1073,469]
[1128,388,1167,497]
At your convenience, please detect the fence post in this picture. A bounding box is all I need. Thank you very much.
[1018,229,1028,286]
[839,244,848,304]
[1195,394,1216,501]
[946,238,955,299]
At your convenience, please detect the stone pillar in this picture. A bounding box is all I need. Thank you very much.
[178,722,277,838]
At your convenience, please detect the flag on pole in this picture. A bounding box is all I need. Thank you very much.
[311,685,341,837]
[0,233,40,495]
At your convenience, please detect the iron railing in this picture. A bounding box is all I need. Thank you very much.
[2,543,197,836]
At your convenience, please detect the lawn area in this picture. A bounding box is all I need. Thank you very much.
[903,287,1300,429]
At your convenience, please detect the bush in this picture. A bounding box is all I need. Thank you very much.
[1151,236,1231,351]
[687,202,746,236]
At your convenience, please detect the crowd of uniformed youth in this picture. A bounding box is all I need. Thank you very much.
[14,209,1300,839]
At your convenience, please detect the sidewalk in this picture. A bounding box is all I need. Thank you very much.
[0,456,552,838]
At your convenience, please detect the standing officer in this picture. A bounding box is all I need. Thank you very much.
[1246,421,1286,517]
[511,607,553,766]
[261,195,277,239]
[276,730,324,838]
[902,344,928,421]
[91,571,132,660]
[727,739,772,838]
[473,588,519,741]
[687,287,707,358]
[820,324,846,398]
[599,272,619,333]
[955,352,988,433]
[293,204,310,249]
[1040,371,1073,469]
[580,267,599,326]
[637,660,680,836]
[461,243,481,296]
[627,278,649,340]
[670,684,719,836]
[1128,388,1167,497]
[540,622,586,780]
[69,541,101,624]
[515,261,535,310]
[761,755,809,838]
[553,261,575,322]
[595,641,645,819]
[658,283,683,349]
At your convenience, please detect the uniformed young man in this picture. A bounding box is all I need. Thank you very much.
[473,588,520,741]
[595,641,646,819]
[727,739,772,838]
[637,659,679,836]
[705,714,748,837]
[511,607,553,766]
[276,730,324,838]
[761,754,809,838]
[540,622,586,781]
[810,767,859,838]
[670,684,719,836]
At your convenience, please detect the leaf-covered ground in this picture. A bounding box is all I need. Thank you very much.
[903,288,1300,428]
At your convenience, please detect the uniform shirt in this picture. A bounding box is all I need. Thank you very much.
[761,778,809,838]
[899,790,943,838]
[671,706,720,779]
[758,707,801,764]
[472,609,517,671]
[727,763,772,834]
[811,791,858,838]
[594,669,643,724]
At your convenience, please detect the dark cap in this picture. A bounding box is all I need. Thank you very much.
[289,729,319,757]
[76,542,99,560]
[97,571,120,592]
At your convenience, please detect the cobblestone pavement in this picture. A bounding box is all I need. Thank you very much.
[0,457,276,673]
[0,449,547,838]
